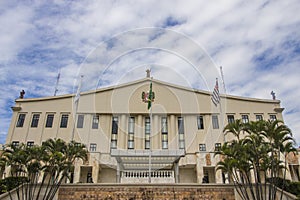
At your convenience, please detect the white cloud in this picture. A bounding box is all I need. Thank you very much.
[0,0,300,145]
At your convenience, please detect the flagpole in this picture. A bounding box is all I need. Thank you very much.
[71,75,83,141]
[219,66,226,143]
[148,77,153,183]
[54,69,60,96]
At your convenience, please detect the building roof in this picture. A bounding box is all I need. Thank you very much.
[15,77,280,104]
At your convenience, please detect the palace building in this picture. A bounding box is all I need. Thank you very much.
[5,73,299,185]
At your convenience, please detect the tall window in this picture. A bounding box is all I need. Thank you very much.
[77,114,84,128]
[242,115,249,123]
[270,115,277,121]
[199,143,206,151]
[90,143,97,152]
[161,117,168,149]
[27,141,34,148]
[256,114,263,121]
[145,117,150,149]
[92,115,99,129]
[45,114,54,128]
[178,117,185,149]
[215,143,222,151]
[60,114,69,128]
[16,114,26,127]
[197,115,204,129]
[31,114,40,128]
[212,115,219,129]
[227,115,235,124]
[128,117,135,149]
[111,117,118,149]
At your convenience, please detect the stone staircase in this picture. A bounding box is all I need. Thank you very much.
[58,184,235,200]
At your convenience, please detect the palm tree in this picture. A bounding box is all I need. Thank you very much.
[223,119,244,141]
[216,119,297,200]
[1,139,88,200]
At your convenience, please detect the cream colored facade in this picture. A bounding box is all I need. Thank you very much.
[6,77,298,184]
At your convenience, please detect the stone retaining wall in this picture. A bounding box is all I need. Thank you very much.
[58,184,235,200]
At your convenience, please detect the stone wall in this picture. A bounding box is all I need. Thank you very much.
[58,184,235,200]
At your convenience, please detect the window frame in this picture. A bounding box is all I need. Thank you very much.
[77,114,84,128]
[199,143,206,152]
[256,114,263,121]
[89,143,97,152]
[145,117,150,149]
[128,117,135,149]
[241,114,249,124]
[227,115,235,124]
[110,116,118,149]
[27,141,34,148]
[178,117,185,149]
[45,114,54,128]
[197,115,204,130]
[60,114,69,128]
[16,113,26,127]
[212,115,219,129]
[31,114,40,128]
[12,141,19,147]
[161,117,168,149]
[92,114,99,129]
[270,114,277,121]
[215,143,222,151]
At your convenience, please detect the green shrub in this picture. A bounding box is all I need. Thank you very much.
[0,177,27,195]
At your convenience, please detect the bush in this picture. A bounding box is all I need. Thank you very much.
[0,177,27,195]
[267,177,300,198]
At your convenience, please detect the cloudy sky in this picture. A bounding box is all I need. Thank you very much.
[0,0,300,145]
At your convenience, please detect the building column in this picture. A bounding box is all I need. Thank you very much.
[196,153,204,183]
[174,161,179,183]
[92,163,99,183]
[152,115,160,149]
[73,161,81,183]
[215,167,223,183]
[119,114,127,149]
[169,115,176,149]
[136,115,143,149]
[116,162,121,183]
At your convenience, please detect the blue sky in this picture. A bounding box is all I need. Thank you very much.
[0,0,300,145]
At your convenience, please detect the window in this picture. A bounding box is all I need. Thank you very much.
[111,117,118,149]
[31,114,40,128]
[45,114,54,128]
[178,117,185,149]
[212,115,219,129]
[256,114,263,121]
[215,143,222,151]
[12,141,19,147]
[197,115,204,129]
[16,114,26,127]
[227,115,235,124]
[145,117,150,149]
[27,141,34,148]
[90,143,97,152]
[77,115,84,128]
[199,144,206,151]
[270,115,277,121]
[161,117,168,149]
[242,115,249,123]
[92,115,99,129]
[128,117,135,149]
[60,114,69,128]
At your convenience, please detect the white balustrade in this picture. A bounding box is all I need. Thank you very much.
[121,170,175,183]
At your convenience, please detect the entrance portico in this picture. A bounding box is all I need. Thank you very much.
[111,149,185,183]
